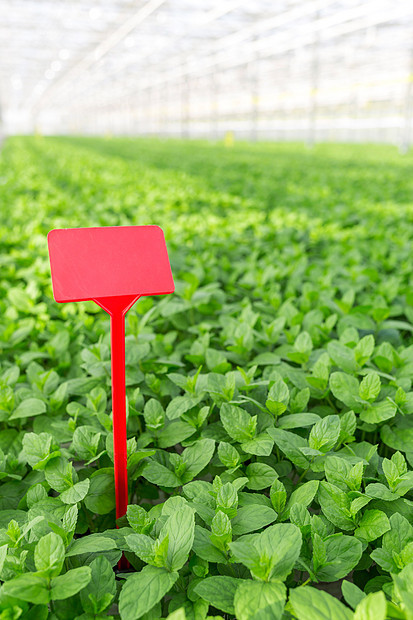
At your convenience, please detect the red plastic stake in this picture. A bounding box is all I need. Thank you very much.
[47,226,174,543]
[94,294,140,523]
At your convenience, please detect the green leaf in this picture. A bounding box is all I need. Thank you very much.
[84,469,116,514]
[370,513,413,573]
[355,335,375,366]
[230,524,301,581]
[80,556,116,615]
[50,566,92,600]
[315,534,362,581]
[341,580,366,610]
[312,533,326,573]
[118,566,179,620]
[246,463,277,490]
[231,505,277,535]
[216,482,238,518]
[22,432,58,469]
[72,426,101,460]
[278,413,320,429]
[160,504,195,571]
[9,398,46,420]
[142,460,182,488]
[127,532,163,566]
[338,410,357,444]
[194,576,242,615]
[365,483,397,501]
[266,378,289,416]
[290,586,353,620]
[318,482,354,531]
[270,479,287,514]
[66,534,117,556]
[267,428,310,470]
[34,532,65,577]
[127,504,154,534]
[329,372,360,408]
[193,525,228,563]
[354,591,387,620]
[0,545,7,573]
[382,457,399,489]
[27,485,48,508]
[324,455,351,490]
[281,480,319,520]
[220,404,256,442]
[143,399,165,430]
[234,580,286,620]
[309,415,340,452]
[327,342,358,373]
[354,510,390,542]
[381,424,413,452]
[218,441,240,468]
[60,479,90,504]
[166,395,204,420]
[181,439,215,481]
[158,421,195,448]
[2,573,49,605]
[240,433,274,456]
[360,400,397,424]
[359,373,381,402]
[44,456,73,492]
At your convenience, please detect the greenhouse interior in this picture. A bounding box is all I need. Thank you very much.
[1,0,413,145]
[1,1,413,620]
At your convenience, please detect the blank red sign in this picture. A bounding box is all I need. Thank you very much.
[48,225,174,303]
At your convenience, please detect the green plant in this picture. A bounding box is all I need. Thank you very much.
[0,136,412,618]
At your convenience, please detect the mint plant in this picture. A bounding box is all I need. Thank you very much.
[0,137,412,618]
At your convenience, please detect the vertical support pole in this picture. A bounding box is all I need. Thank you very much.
[110,310,128,522]
[400,49,413,154]
[250,37,259,142]
[181,74,190,139]
[308,12,320,148]
[210,63,218,140]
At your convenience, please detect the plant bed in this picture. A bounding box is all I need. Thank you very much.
[0,137,412,618]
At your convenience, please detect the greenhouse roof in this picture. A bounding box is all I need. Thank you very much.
[0,0,412,136]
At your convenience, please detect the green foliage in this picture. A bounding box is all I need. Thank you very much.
[0,137,413,618]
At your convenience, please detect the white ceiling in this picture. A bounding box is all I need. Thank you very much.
[0,0,412,135]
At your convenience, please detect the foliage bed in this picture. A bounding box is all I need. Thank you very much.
[0,136,413,619]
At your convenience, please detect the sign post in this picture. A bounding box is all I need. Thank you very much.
[48,226,174,536]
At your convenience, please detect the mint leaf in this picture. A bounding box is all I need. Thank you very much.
[50,566,92,600]
[329,372,360,408]
[60,479,90,504]
[309,415,340,452]
[354,510,390,542]
[290,586,353,620]
[194,576,241,615]
[359,373,381,401]
[65,534,116,557]
[10,398,46,420]
[354,591,387,620]
[318,482,354,531]
[266,377,289,416]
[119,566,178,620]
[220,404,256,442]
[342,580,366,610]
[231,505,277,535]
[2,573,49,605]
[80,556,116,615]
[34,532,65,577]
[160,504,195,571]
[315,534,362,581]
[234,580,286,620]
